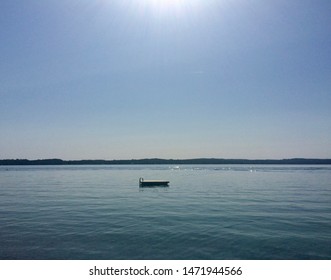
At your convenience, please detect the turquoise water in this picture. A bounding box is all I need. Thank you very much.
[0,165,330,259]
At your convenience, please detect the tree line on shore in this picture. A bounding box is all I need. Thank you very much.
[1,158,331,165]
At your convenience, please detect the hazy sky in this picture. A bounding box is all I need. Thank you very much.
[1,0,331,160]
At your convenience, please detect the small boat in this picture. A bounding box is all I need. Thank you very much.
[139,177,169,187]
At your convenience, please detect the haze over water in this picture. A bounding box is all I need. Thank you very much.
[1,164,330,259]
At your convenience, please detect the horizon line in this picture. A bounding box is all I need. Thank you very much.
[1,158,331,165]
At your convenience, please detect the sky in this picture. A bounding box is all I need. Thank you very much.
[1,0,331,160]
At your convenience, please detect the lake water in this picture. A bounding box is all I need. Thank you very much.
[0,165,330,260]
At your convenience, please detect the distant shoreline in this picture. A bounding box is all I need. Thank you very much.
[1,158,331,165]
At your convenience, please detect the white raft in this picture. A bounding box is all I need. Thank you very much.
[139,178,169,187]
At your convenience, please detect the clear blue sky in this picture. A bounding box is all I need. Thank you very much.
[1,0,331,160]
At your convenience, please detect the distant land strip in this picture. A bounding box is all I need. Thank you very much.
[1,158,331,165]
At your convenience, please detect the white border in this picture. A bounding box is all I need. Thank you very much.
[0,260,330,280]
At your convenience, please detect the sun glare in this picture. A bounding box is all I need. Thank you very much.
[147,0,182,8]
[140,0,198,17]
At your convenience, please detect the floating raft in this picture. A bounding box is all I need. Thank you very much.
[139,178,169,187]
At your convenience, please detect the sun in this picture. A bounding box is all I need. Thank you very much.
[144,0,182,8]
[119,0,204,21]
[140,0,194,16]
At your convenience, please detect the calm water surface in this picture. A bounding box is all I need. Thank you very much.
[0,165,330,259]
